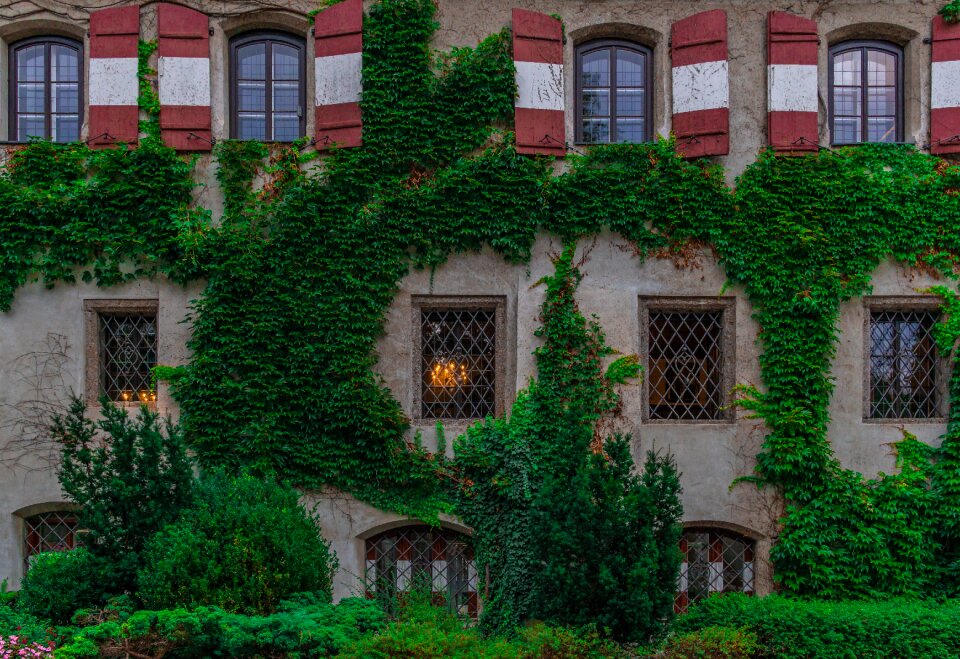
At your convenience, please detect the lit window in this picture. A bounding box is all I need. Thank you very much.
[643,302,732,422]
[417,301,503,421]
[24,511,79,568]
[576,40,652,144]
[676,528,754,614]
[869,310,941,419]
[365,526,478,617]
[99,314,157,404]
[829,41,902,145]
[230,32,305,141]
[10,37,82,142]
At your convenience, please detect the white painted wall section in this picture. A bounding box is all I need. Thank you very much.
[515,61,564,111]
[672,60,729,114]
[88,58,139,106]
[932,60,960,109]
[315,52,362,106]
[158,57,211,107]
[767,64,818,112]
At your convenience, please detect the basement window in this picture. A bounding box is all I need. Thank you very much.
[868,308,943,420]
[24,511,79,568]
[676,528,755,613]
[414,297,505,422]
[364,525,478,618]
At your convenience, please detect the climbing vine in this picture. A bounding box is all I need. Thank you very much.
[4,0,960,600]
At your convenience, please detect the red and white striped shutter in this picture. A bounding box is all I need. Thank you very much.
[88,6,140,147]
[671,10,729,158]
[314,0,363,150]
[512,9,565,156]
[767,11,819,152]
[931,16,960,155]
[157,3,211,151]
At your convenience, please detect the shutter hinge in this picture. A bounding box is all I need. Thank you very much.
[209,27,215,36]
[924,36,932,45]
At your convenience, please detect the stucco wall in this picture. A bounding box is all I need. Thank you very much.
[0,0,951,600]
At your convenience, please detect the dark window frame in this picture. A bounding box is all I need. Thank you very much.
[23,510,80,569]
[8,35,84,142]
[639,297,736,424]
[828,40,904,146]
[229,30,306,142]
[83,299,159,407]
[676,527,756,614]
[575,39,654,144]
[863,296,948,422]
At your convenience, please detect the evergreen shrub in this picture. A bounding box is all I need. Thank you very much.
[673,594,960,658]
[137,472,337,614]
[16,548,100,625]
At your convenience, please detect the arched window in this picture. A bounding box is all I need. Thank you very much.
[829,41,903,145]
[576,40,652,144]
[23,511,79,568]
[9,36,82,142]
[230,31,305,141]
[364,525,477,617]
[676,527,755,613]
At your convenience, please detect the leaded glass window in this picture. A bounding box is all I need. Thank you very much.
[576,40,652,144]
[647,310,725,421]
[829,41,902,145]
[365,526,478,618]
[420,308,497,420]
[24,511,79,568]
[99,314,157,404]
[10,37,82,142]
[869,310,940,419]
[676,528,755,613]
[231,32,305,141]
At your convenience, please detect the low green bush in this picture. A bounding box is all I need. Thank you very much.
[0,606,59,648]
[673,594,960,659]
[16,549,101,625]
[55,597,385,657]
[660,625,758,659]
[137,472,337,614]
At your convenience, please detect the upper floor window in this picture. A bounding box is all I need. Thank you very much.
[576,40,652,144]
[230,32,305,141]
[9,37,82,142]
[868,308,942,420]
[829,41,902,145]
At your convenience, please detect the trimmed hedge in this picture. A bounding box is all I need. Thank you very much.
[673,594,960,659]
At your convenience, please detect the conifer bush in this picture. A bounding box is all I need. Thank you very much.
[16,548,100,625]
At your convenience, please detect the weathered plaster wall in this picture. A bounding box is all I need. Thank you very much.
[0,0,951,599]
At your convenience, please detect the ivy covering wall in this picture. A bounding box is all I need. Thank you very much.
[4,0,960,599]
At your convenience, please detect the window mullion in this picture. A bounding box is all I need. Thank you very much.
[45,43,52,140]
[265,42,273,141]
[609,48,617,142]
[861,48,868,145]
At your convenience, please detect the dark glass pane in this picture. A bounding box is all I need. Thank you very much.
[54,115,80,143]
[238,43,266,80]
[17,44,45,82]
[51,45,79,82]
[581,89,609,118]
[833,117,861,144]
[238,82,265,112]
[582,118,610,143]
[616,49,645,87]
[869,311,939,419]
[833,87,862,117]
[18,115,45,140]
[867,87,895,117]
[272,81,298,112]
[833,50,860,86]
[867,49,896,86]
[238,114,266,140]
[52,83,79,114]
[581,49,610,87]
[273,44,300,80]
[272,114,300,141]
[868,117,896,142]
[616,89,645,117]
[17,83,44,113]
[616,118,645,143]
[648,311,724,421]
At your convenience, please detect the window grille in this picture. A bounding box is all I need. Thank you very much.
[365,526,478,618]
[23,511,78,568]
[676,528,754,614]
[869,310,940,419]
[648,310,725,421]
[99,314,157,403]
[420,309,497,420]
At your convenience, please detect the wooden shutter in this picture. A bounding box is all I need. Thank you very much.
[671,10,729,158]
[88,6,140,147]
[315,0,363,149]
[513,9,565,156]
[767,11,819,152]
[931,15,960,155]
[158,3,211,151]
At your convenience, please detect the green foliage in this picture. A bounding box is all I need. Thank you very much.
[0,605,61,648]
[53,399,195,595]
[673,594,960,659]
[942,1,960,23]
[137,40,161,139]
[137,472,337,614]
[660,626,759,659]
[455,246,683,642]
[16,549,101,626]
[55,597,385,658]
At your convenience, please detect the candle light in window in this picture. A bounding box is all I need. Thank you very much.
[121,391,131,401]
[429,358,468,387]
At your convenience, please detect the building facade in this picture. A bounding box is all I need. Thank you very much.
[0,0,954,611]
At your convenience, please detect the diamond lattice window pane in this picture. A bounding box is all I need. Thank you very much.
[676,529,754,614]
[421,309,496,420]
[365,526,478,618]
[869,311,939,419]
[648,311,724,420]
[100,314,157,403]
[24,511,79,568]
